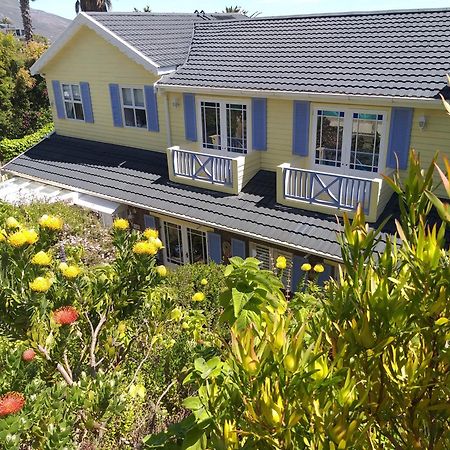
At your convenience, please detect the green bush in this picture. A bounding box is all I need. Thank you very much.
[0,122,53,163]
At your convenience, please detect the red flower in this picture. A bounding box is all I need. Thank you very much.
[0,392,26,417]
[22,349,36,362]
[53,306,79,325]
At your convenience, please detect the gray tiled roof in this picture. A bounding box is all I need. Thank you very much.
[3,134,348,260]
[87,12,247,68]
[161,8,450,98]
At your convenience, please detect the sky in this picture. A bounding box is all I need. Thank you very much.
[33,0,450,20]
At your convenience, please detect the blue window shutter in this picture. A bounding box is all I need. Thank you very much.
[207,232,222,264]
[291,255,308,293]
[292,100,310,156]
[231,238,246,258]
[387,107,413,170]
[317,264,333,286]
[109,83,123,127]
[143,214,156,229]
[79,82,94,123]
[252,98,267,151]
[144,85,159,132]
[52,80,65,119]
[183,93,197,141]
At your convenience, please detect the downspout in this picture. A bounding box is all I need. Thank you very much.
[163,92,172,148]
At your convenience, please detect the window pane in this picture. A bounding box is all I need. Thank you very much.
[350,113,383,172]
[65,102,75,119]
[315,111,344,167]
[135,109,147,128]
[72,84,81,101]
[226,104,247,154]
[165,223,183,264]
[188,229,207,264]
[124,108,135,127]
[122,88,133,106]
[62,84,71,100]
[74,102,84,121]
[133,88,145,107]
[201,102,221,149]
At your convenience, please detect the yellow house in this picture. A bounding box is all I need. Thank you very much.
[2,8,450,290]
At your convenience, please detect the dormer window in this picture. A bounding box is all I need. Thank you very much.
[62,83,84,121]
[120,87,147,128]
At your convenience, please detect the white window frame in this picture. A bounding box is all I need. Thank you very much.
[61,82,84,121]
[119,85,147,129]
[310,106,389,178]
[197,98,252,155]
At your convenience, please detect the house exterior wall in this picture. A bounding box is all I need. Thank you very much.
[44,26,167,152]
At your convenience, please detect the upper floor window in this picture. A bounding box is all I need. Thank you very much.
[200,100,248,154]
[313,108,386,174]
[121,87,147,128]
[62,84,84,121]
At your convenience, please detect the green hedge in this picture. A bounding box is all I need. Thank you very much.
[0,123,54,163]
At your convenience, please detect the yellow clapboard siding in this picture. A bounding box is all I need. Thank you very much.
[44,26,167,152]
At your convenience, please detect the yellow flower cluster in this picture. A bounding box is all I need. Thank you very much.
[300,262,325,273]
[32,251,52,266]
[156,265,167,277]
[276,256,287,270]
[39,215,63,231]
[192,292,205,302]
[59,263,82,279]
[133,241,158,256]
[112,218,129,231]
[29,277,52,293]
[5,217,20,229]
[7,229,38,247]
[143,228,158,239]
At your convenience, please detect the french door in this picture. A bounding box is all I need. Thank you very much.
[162,221,208,266]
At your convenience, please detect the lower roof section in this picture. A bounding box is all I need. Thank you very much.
[2,134,394,261]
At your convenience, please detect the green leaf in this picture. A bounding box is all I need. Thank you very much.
[435,317,449,326]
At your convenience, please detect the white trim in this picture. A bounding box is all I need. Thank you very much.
[30,13,173,76]
[157,84,443,109]
[61,82,85,121]
[119,85,148,129]
[0,169,343,262]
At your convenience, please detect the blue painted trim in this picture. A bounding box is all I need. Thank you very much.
[292,100,310,156]
[387,107,413,170]
[252,98,267,151]
[207,232,222,264]
[52,80,65,120]
[291,255,307,293]
[143,214,156,229]
[183,93,197,141]
[109,83,123,127]
[231,238,246,258]
[79,82,94,123]
[144,85,159,132]
[317,264,333,286]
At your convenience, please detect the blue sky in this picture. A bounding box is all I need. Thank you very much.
[34,0,450,20]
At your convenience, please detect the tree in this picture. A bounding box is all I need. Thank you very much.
[19,0,33,42]
[75,0,112,13]
[223,5,247,14]
[134,5,151,12]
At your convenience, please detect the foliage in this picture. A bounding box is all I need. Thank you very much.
[0,33,51,140]
[134,5,152,12]
[440,74,450,116]
[144,153,449,449]
[75,0,111,13]
[0,122,53,162]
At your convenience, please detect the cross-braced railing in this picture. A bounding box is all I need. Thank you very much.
[172,149,233,186]
[283,166,372,213]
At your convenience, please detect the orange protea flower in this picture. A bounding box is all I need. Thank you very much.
[53,306,79,325]
[0,392,25,417]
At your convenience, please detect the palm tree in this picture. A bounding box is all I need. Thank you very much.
[75,0,112,13]
[19,0,33,42]
[223,5,247,14]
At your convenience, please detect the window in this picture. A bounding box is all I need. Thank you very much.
[164,222,183,265]
[313,108,386,174]
[200,100,248,154]
[187,229,208,264]
[121,87,147,128]
[62,84,84,121]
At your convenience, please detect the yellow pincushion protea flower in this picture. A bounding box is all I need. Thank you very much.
[192,292,205,302]
[148,237,163,249]
[133,241,158,255]
[39,215,63,231]
[23,228,38,245]
[5,217,20,229]
[200,278,208,286]
[313,264,325,273]
[29,277,52,293]
[156,265,167,277]
[276,255,287,270]
[112,218,129,231]
[301,263,312,271]
[32,251,52,266]
[8,231,28,248]
[61,265,82,279]
[143,228,158,239]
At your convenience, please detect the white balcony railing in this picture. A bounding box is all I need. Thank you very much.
[167,146,246,194]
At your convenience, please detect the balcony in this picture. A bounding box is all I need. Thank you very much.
[277,164,388,222]
[167,146,246,195]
